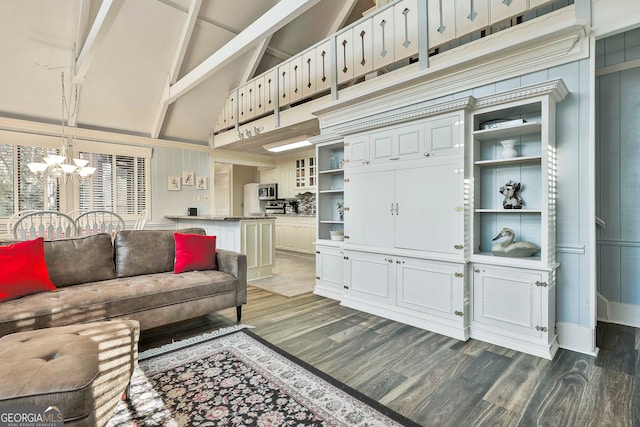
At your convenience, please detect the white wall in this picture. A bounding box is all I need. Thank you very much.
[150,145,211,228]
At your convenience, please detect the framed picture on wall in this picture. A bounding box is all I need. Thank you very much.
[196,176,207,190]
[168,176,181,191]
[183,171,195,185]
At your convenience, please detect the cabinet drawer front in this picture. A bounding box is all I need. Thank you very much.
[473,267,543,337]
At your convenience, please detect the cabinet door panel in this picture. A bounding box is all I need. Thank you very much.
[283,224,297,251]
[346,251,394,304]
[395,163,463,254]
[370,129,394,162]
[242,222,259,268]
[345,134,369,167]
[296,225,316,254]
[473,266,543,338]
[397,124,422,157]
[345,170,394,247]
[397,259,462,318]
[425,114,463,156]
[317,246,343,285]
[260,222,274,267]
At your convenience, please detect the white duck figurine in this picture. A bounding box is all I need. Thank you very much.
[491,228,540,257]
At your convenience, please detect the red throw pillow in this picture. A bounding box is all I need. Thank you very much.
[0,238,56,302]
[174,233,217,274]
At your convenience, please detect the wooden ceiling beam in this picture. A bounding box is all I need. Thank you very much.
[165,0,321,105]
[241,36,271,83]
[152,0,203,138]
[72,0,124,85]
[328,0,360,35]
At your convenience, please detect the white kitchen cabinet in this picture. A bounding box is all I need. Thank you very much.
[342,250,468,340]
[275,215,316,254]
[294,155,316,191]
[314,243,345,300]
[471,264,557,359]
[276,159,295,199]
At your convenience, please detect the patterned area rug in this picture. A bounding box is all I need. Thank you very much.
[108,325,418,426]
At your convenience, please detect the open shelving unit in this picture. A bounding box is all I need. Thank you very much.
[316,141,345,243]
[470,101,551,268]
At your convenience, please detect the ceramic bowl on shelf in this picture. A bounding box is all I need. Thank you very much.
[329,230,344,241]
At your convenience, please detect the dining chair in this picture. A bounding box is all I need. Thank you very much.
[65,209,87,220]
[13,211,79,240]
[75,210,126,238]
[6,209,39,236]
[133,209,148,230]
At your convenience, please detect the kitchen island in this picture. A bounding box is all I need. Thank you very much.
[165,216,275,280]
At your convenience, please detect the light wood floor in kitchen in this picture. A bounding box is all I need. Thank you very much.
[141,255,639,426]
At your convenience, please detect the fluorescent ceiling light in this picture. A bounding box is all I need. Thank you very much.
[264,139,311,152]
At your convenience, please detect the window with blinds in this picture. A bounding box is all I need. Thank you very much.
[78,151,148,216]
[0,144,60,216]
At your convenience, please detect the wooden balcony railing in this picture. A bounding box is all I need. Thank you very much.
[214,0,564,135]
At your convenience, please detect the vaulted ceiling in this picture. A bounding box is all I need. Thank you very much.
[0,0,374,147]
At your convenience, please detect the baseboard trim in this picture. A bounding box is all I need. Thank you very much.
[556,322,598,356]
[598,300,640,328]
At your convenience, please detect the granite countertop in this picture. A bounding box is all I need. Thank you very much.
[165,215,276,221]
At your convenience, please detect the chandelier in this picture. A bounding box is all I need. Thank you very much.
[27,72,96,184]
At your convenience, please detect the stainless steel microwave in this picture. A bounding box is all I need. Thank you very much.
[258,183,278,200]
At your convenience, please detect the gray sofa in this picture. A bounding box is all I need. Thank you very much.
[0,228,247,337]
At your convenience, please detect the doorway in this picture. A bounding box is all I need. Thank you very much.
[595,28,640,327]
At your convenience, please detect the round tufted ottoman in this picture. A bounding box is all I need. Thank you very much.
[0,320,139,427]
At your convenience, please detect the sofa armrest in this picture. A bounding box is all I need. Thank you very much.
[216,249,247,305]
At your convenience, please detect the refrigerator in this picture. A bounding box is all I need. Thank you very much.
[243,183,261,216]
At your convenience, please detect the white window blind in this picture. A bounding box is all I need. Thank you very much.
[76,143,150,216]
[0,143,59,216]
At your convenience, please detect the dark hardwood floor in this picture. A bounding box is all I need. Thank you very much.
[140,287,640,427]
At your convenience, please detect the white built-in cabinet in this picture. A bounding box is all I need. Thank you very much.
[468,81,567,359]
[314,79,567,359]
